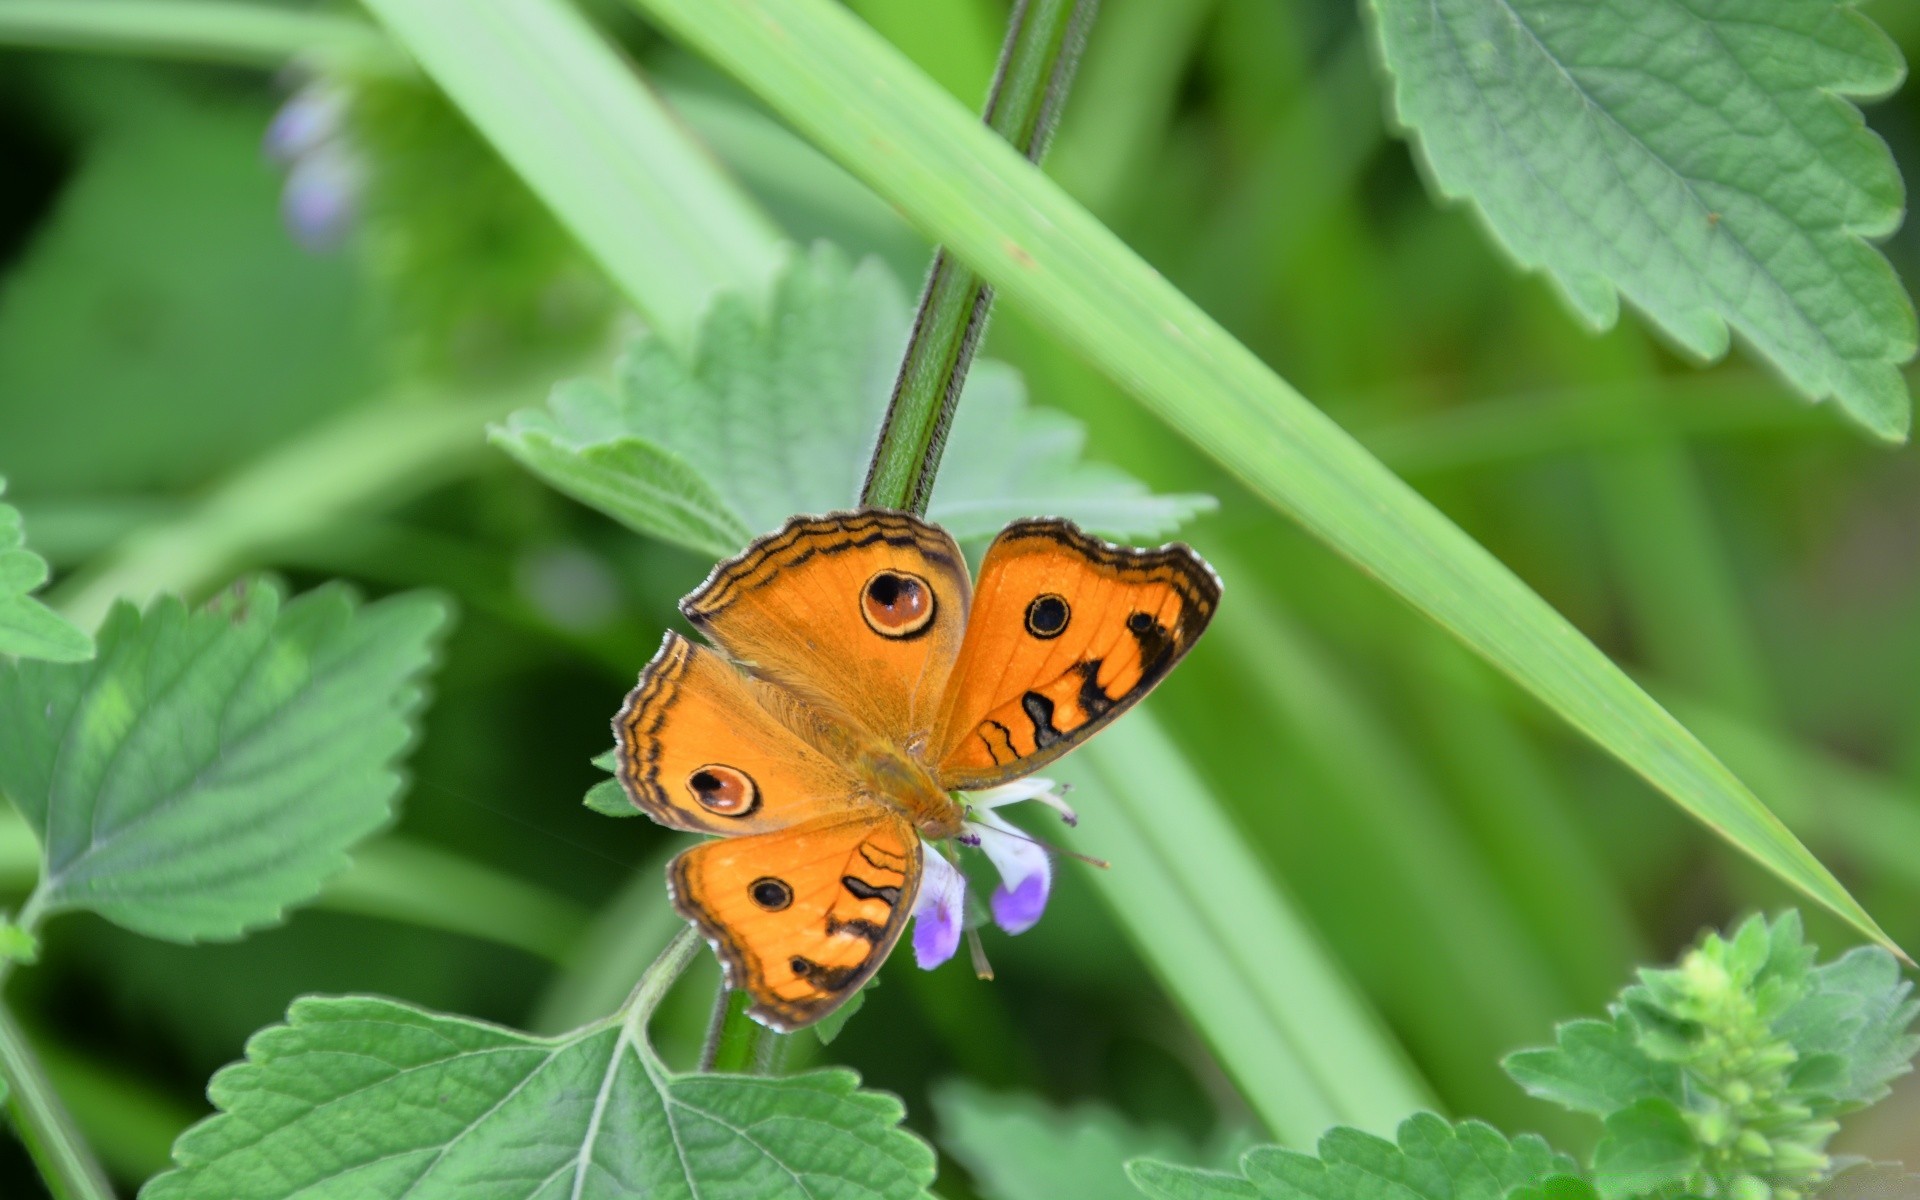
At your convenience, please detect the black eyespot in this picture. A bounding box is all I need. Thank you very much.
[751,877,793,910]
[688,764,759,817]
[789,955,815,976]
[861,569,936,638]
[1025,593,1070,639]
[1127,611,1156,635]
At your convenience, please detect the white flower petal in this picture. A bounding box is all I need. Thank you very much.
[911,846,966,968]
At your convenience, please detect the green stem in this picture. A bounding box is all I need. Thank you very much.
[625,926,702,1032]
[858,0,1099,513]
[0,892,114,1200]
[704,0,1100,1065]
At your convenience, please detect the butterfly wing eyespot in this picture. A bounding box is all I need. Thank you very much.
[677,511,971,745]
[750,876,793,910]
[861,569,936,639]
[932,518,1220,790]
[670,813,923,1030]
[1024,593,1071,639]
[688,763,759,816]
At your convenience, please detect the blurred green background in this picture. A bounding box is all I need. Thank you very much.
[1,0,1918,1194]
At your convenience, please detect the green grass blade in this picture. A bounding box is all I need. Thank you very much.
[624,0,1900,957]
[1056,713,1434,1144]
[0,0,406,74]
[359,0,787,353]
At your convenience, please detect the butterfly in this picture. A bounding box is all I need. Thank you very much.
[613,509,1219,1029]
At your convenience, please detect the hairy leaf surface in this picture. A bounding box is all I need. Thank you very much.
[493,245,1214,553]
[144,995,936,1200]
[0,582,447,940]
[1367,0,1916,437]
[1128,1114,1580,1200]
[0,477,91,662]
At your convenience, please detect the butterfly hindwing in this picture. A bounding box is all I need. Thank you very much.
[670,811,921,1031]
[615,631,864,834]
[931,518,1220,789]
[679,511,971,747]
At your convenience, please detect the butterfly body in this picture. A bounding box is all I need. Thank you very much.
[616,509,1218,1029]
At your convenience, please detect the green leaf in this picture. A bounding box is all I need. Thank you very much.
[936,1080,1229,1200]
[1591,1099,1698,1200]
[1128,1114,1578,1200]
[810,977,870,1047]
[1503,1017,1680,1116]
[1365,0,1915,439]
[583,748,640,818]
[1775,946,1920,1107]
[493,245,1214,554]
[0,582,448,941]
[495,385,753,559]
[0,478,92,663]
[144,995,936,1200]
[621,0,1899,958]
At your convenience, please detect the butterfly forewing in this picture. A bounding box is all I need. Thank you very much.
[930,519,1220,790]
[615,632,866,833]
[670,812,921,1031]
[679,511,972,748]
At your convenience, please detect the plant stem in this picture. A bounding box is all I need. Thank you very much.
[706,0,1099,1065]
[858,0,1099,514]
[625,925,702,1031]
[0,891,114,1200]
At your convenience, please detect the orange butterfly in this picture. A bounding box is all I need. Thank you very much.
[614,510,1219,1029]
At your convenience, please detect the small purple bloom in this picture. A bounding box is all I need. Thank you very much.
[264,84,346,164]
[906,778,1071,967]
[281,146,363,252]
[911,848,965,969]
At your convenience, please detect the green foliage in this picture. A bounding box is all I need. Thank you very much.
[1366,0,1916,439]
[934,1080,1235,1200]
[492,244,1216,555]
[0,478,91,662]
[1128,1115,1584,1200]
[0,582,448,940]
[622,0,1899,958]
[143,994,936,1200]
[1509,913,1919,1199]
[1128,914,1917,1200]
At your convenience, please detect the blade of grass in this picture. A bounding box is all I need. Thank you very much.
[1055,712,1434,1144]
[358,0,787,353]
[621,0,1900,956]
[0,0,407,74]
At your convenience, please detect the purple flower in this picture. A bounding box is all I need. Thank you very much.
[264,81,363,252]
[910,778,1075,969]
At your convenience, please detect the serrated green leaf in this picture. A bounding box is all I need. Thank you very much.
[1127,1115,1578,1200]
[1776,946,1920,1106]
[491,382,753,559]
[1503,1017,1680,1116]
[0,582,448,941]
[1365,0,1916,439]
[0,477,92,663]
[495,244,1213,552]
[143,994,936,1200]
[935,1080,1227,1200]
[1127,1161,1260,1200]
[1591,1099,1698,1200]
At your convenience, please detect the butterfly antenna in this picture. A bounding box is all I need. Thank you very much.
[966,926,995,981]
[961,823,1109,870]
